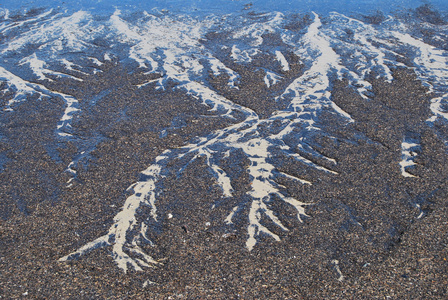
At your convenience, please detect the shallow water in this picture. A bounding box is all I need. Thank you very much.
[4,0,448,15]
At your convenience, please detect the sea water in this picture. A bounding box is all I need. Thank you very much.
[3,0,448,16]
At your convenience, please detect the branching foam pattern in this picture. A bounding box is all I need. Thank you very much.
[1,7,447,272]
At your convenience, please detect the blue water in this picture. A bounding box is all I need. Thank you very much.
[3,0,447,16]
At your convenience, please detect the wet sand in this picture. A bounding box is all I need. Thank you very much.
[0,63,447,299]
[1,7,448,300]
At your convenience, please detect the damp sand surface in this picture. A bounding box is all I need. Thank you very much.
[1,7,448,299]
[1,67,447,299]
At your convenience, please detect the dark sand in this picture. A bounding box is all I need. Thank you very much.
[1,11,448,298]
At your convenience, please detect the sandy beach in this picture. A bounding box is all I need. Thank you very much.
[1,4,448,299]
